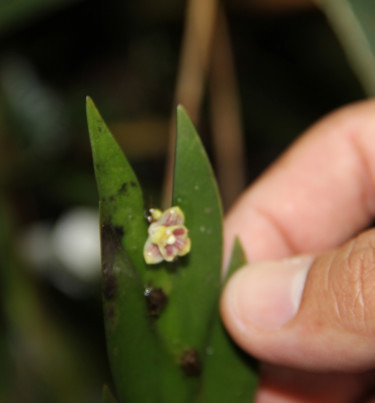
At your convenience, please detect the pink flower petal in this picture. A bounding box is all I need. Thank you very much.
[174,236,191,255]
[143,238,163,264]
[164,245,175,260]
[159,207,185,226]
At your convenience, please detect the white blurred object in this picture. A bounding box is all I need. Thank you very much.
[21,207,101,296]
[51,208,101,282]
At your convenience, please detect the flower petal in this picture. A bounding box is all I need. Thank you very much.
[143,238,163,264]
[158,206,185,226]
[158,235,191,262]
[149,224,167,244]
[175,236,191,256]
[163,245,176,261]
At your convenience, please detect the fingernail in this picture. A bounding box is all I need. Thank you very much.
[227,256,313,330]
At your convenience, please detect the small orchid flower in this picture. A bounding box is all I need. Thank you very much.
[143,206,191,264]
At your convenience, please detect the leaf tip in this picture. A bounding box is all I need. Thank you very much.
[224,237,247,283]
[176,104,189,122]
[86,97,95,121]
[86,95,94,108]
[176,104,185,113]
[86,97,104,132]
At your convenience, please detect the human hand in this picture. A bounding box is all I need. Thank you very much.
[221,100,375,402]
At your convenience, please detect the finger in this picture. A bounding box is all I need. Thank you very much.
[221,228,375,372]
[224,100,375,264]
[255,364,375,403]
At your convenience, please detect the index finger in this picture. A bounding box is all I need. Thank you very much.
[225,100,375,263]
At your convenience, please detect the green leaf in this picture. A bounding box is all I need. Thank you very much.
[99,210,161,402]
[155,106,223,360]
[315,0,375,95]
[224,237,247,282]
[88,98,190,402]
[196,238,258,402]
[88,99,257,402]
[86,96,149,282]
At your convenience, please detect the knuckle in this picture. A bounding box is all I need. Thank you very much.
[329,230,375,335]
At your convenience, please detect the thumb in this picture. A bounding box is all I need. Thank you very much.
[221,229,375,372]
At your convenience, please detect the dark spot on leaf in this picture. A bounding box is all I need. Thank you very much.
[103,272,117,300]
[119,183,127,194]
[106,305,115,320]
[130,181,137,188]
[104,304,117,333]
[144,287,168,317]
[109,195,115,202]
[180,349,201,376]
[114,225,125,239]
[95,163,101,170]
[101,222,120,248]
[96,120,103,132]
[101,222,122,301]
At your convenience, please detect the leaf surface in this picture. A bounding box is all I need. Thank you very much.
[196,238,258,402]
[87,99,257,402]
[156,106,223,361]
[87,98,190,402]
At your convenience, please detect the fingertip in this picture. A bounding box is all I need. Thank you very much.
[221,257,311,355]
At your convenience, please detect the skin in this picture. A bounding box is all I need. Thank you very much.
[221,100,375,402]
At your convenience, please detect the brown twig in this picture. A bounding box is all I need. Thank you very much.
[209,4,246,210]
[163,0,246,211]
[163,0,218,207]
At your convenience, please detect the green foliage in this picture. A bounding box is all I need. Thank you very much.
[196,238,258,402]
[88,97,188,402]
[156,105,223,358]
[87,98,258,402]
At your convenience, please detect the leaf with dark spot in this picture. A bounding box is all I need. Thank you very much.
[144,287,168,317]
[87,97,150,282]
[113,225,124,239]
[180,349,201,376]
[87,98,192,402]
[156,106,223,365]
[103,273,117,300]
[87,99,258,402]
[119,183,127,194]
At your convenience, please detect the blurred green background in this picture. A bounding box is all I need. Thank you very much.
[0,0,370,401]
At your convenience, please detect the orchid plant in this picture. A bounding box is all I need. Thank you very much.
[86,97,258,402]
